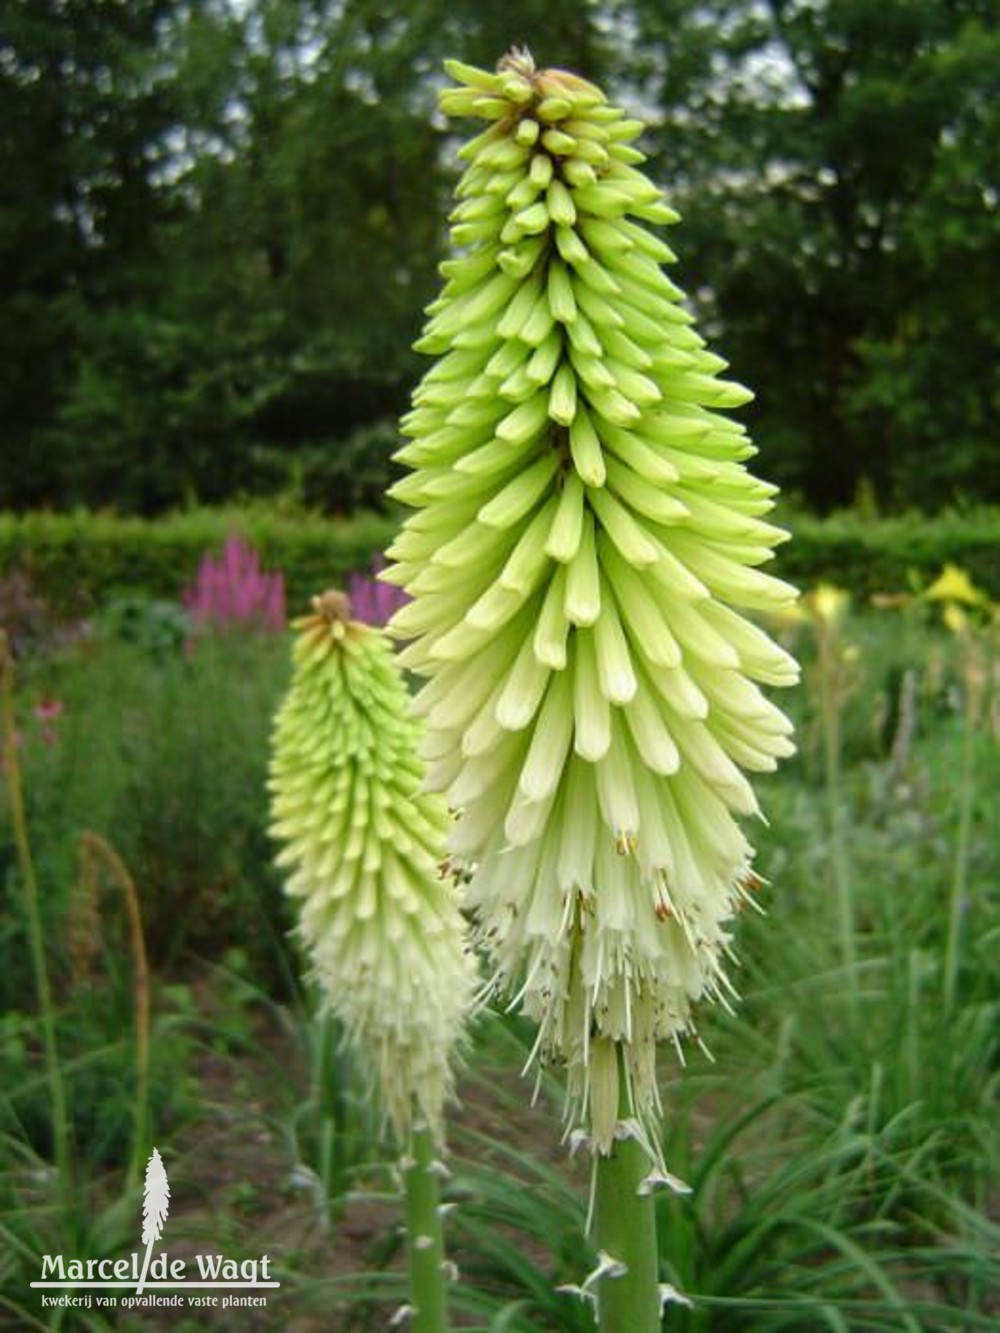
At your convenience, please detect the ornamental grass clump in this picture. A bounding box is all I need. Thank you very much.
[269,591,475,1329]
[384,52,799,1321]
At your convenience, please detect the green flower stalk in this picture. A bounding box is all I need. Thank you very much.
[269,591,475,1145]
[385,52,799,1165]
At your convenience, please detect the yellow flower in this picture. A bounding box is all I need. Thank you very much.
[807,583,850,626]
[923,563,986,609]
[942,602,969,636]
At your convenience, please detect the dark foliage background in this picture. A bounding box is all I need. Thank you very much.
[2,0,997,515]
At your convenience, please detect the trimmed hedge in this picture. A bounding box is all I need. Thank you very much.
[0,507,399,618]
[1,505,998,617]
[776,508,1000,601]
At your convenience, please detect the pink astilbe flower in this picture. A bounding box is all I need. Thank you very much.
[182,535,286,636]
[346,555,410,628]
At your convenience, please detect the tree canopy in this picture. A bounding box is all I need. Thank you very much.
[2,0,997,514]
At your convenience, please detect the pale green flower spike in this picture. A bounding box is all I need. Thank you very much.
[385,53,800,1155]
[269,591,475,1144]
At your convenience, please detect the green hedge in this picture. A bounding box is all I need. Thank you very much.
[1,505,998,617]
[776,508,1000,601]
[0,506,399,617]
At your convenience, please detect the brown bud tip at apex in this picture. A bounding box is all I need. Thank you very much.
[498,47,536,79]
[294,589,358,643]
[311,589,352,624]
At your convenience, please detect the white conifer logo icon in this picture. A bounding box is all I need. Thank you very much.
[136,1147,170,1295]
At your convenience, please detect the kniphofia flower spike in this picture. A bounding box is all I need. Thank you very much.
[269,591,475,1143]
[385,52,799,1154]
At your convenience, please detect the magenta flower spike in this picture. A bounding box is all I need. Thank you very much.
[182,534,285,636]
[348,555,411,627]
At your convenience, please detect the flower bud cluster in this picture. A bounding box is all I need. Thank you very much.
[269,592,475,1143]
[386,54,799,1149]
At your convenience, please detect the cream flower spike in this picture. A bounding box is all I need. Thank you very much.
[269,591,476,1144]
[385,54,800,1153]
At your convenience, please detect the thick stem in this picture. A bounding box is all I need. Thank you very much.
[402,1123,450,1333]
[595,1054,660,1333]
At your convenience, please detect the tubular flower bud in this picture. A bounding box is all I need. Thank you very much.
[386,53,799,1152]
[269,591,476,1143]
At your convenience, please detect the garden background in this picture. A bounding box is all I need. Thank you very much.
[1,1,997,1329]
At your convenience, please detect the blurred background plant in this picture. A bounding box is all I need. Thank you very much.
[182,533,286,639]
[346,555,409,628]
